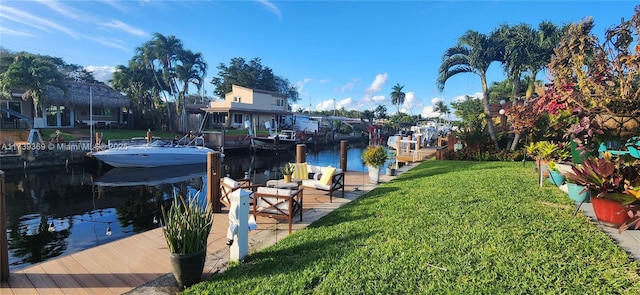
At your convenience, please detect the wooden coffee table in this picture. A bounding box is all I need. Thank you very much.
[266,179,301,189]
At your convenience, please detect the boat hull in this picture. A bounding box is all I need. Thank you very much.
[251,137,298,151]
[91,145,216,168]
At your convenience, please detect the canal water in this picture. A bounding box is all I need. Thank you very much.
[2,142,372,272]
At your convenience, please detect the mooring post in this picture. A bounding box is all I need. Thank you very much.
[228,189,251,261]
[296,144,306,163]
[207,152,222,213]
[0,170,9,281]
[340,140,348,172]
[146,129,152,142]
[95,132,101,146]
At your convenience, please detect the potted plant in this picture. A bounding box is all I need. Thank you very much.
[279,162,295,183]
[161,191,214,289]
[386,162,396,176]
[362,145,388,183]
[564,152,640,230]
[547,161,565,187]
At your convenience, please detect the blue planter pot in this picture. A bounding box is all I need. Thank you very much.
[548,170,565,186]
[567,183,591,203]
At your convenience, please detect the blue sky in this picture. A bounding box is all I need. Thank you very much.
[1,1,638,118]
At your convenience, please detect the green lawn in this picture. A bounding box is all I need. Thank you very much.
[186,161,640,294]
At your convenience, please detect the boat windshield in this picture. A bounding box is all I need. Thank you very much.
[149,140,171,147]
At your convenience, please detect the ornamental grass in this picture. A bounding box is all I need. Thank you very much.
[187,160,640,294]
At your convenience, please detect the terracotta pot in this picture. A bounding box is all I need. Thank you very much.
[591,197,631,228]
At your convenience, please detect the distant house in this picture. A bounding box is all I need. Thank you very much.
[201,84,291,130]
[0,81,129,129]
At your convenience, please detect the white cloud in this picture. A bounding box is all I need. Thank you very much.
[452,92,482,102]
[316,99,335,111]
[37,0,85,21]
[99,19,149,37]
[1,5,79,38]
[371,95,385,103]
[85,65,116,82]
[365,73,388,94]
[0,27,36,37]
[256,0,282,20]
[337,78,359,92]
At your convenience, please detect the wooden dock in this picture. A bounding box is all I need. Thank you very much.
[1,150,436,294]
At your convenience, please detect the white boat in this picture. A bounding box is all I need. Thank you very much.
[94,164,207,187]
[246,120,298,152]
[90,140,216,168]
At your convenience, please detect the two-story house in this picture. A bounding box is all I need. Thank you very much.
[201,84,291,131]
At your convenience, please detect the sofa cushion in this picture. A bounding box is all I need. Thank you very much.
[302,179,331,191]
[257,186,294,196]
[223,177,239,189]
[320,167,336,185]
[290,162,309,180]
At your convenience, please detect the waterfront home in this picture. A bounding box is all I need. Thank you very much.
[200,84,291,131]
[0,81,129,130]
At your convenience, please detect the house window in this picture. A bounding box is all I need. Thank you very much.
[276,99,284,107]
[92,107,112,117]
[6,101,21,118]
[233,96,241,102]
[233,114,243,124]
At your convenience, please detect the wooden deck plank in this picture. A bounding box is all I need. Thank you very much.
[20,265,65,295]
[96,237,165,282]
[37,260,90,295]
[5,272,38,295]
[70,249,134,295]
[56,255,110,294]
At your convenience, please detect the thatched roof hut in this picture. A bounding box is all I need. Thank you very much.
[45,82,129,108]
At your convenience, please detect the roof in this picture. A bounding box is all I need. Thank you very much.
[201,105,291,115]
[45,82,129,108]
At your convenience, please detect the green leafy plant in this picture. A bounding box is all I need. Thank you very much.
[362,145,388,167]
[279,162,295,176]
[564,153,640,232]
[161,191,213,255]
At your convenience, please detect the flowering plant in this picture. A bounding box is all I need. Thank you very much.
[564,152,640,232]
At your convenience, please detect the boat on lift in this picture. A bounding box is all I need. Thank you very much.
[89,136,217,168]
[247,121,298,152]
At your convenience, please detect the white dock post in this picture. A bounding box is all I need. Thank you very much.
[227,189,252,261]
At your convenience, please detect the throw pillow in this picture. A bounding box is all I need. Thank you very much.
[291,162,308,180]
[320,167,336,186]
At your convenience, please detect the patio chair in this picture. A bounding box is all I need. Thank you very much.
[253,186,303,233]
[220,177,259,208]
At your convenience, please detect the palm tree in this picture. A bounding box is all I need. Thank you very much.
[0,53,66,120]
[390,83,405,115]
[175,49,207,132]
[433,100,450,123]
[437,30,504,150]
[375,104,387,119]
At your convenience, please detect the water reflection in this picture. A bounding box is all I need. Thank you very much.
[3,142,367,271]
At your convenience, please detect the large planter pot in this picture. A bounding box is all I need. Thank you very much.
[567,183,591,203]
[547,170,565,186]
[591,197,631,228]
[169,248,207,289]
[386,167,396,176]
[570,141,592,165]
[368,165,381,184]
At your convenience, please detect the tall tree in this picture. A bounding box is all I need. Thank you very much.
[390,83,406,115]
[437,29,504,150]
[0,53,66,119]
[375,104,388,119]
[175,49,207,131]
[210,57,299,102]
[433,100,451,122]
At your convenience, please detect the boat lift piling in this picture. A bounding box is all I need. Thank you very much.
[296,144,306,163]
[1,171,8,281]
[340,140,348,172]
[207,152,222,213]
